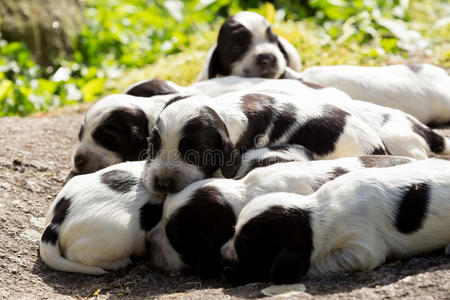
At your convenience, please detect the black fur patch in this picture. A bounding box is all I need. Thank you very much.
[78,123,84,141]
[371,146,389,155]
[52,197,71,225]
[208,16,252,78]
[237,94,275,151]
[163,95,191,109]
[265,27,278,43]
[328,167,349,181]
[407,64,423,73]
[395,182,430,234]
[41,226,58,245]
[381,114,391,126]
[165,186,236,278]
[229,205,313,284]
[269,103,297,143]
[359,156,412,168]
[289,105,349,156]
[101,170,139,193]
[139,202,163,232]
[408,116,445,153]
[179,107,229,174]
[125,79,177,97]
[92,107,149,161]
[147,128,161,160]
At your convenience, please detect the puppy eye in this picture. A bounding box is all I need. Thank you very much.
[95,133,120,151]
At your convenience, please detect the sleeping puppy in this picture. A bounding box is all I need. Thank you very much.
[142,92,390,195]
[197,11,301,81]
[221,158,450,285]
[71,93,190,176]
[146,155,414,278]
[298,64,450,124]
[125,76,348,99]
[39,145,310,275]
[40,161,164,275]
[142,90,450,195]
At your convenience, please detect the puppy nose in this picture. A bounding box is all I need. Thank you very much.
[154,175,176,193]
[257,53,276,66]
[74,154,86,170]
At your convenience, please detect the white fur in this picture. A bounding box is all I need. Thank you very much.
[226,158,450,277]
[298,64,450,124]
[40,161,164,275]
[147,155,414,271]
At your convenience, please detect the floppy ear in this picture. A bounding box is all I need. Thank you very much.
[207,45,222,79]
[197,44,221,81]
[196,242,221,279]
[269,246,309,284]
[277,36,302,71]
[221,141,242,178]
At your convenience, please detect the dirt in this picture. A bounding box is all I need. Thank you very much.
[0,108,449,300]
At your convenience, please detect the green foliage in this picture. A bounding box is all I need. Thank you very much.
[0,0,448,116]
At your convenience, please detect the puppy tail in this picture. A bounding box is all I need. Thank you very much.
[39,225,107,275]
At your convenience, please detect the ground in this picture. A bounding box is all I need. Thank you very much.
[0,107,449,300]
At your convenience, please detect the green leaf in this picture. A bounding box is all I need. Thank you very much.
[81,78,105,102]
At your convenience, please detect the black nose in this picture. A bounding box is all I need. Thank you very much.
[257,53,276,66]
[153,175,176,193]
[74,154,86,170]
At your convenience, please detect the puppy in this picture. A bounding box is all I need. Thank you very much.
[40,161,164,275]
[40,144,310,275]
[143,90,450,195]
[197,11,301,81]
[72,93,189,175]
[147,155,414,278]
[125,76,349,99]
[298,64,450,124]
[221,158,450,285]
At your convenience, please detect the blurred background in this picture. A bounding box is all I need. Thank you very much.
[0,0,448,116]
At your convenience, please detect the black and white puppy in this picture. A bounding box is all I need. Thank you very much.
[146,155,414,278]
[125,76,348,99]
[72,93,187,175]
[297,64,450,124]
[40,161,164,275]
[40,144,311,275]
[221,158,450,285]
[197,11,301,81]
[142,92,390,195]
[142,90,450,195]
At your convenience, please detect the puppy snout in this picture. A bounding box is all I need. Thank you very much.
[257,53,276,66]
[153,175,176,193]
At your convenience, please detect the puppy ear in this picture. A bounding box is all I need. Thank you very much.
[269,246,308,284]
[277,36,302,71]
[207,45,222,79]
[221,141,241,178]
[196,242,221,279]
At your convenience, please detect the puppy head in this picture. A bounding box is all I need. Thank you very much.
[221,193,313,285]
[206,11,301,80]
[72,94,169,175]
[142,98,241,195]
[147,181,238,278]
